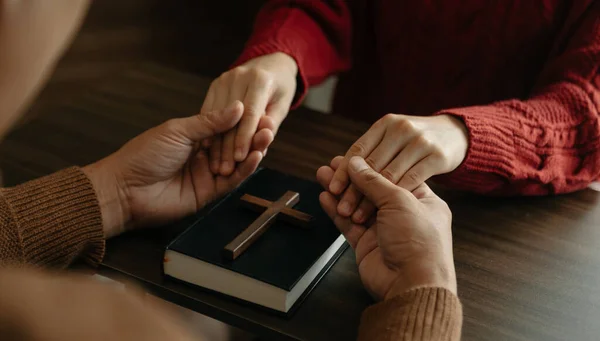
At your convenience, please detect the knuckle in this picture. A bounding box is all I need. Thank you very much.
[405,170,421,185]
[349,142,367,156]
[364,157,378,170]
[363,169,381,185]
[244,106,263,117]
[393,118,417,133]
[381,113,397,123]
[229,67,246,78]
[380,169,395,182]
[415,134,433,149]
[250,68,273,84]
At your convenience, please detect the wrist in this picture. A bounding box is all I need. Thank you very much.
[384,261,457,301]
[82,158,131,239]
[272,52,298,76]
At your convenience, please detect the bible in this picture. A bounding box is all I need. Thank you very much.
[163,168,347,314]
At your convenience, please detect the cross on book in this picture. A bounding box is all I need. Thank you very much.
[223,191,313,260]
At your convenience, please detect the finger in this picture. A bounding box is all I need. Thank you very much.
[351,137,428,224]
[411,182,435,200]
[316,166,335,190]
[338,127,411,218]
[319,191,367,249]
[337,184,363,217]
[264,100,291,136]
[201,138,212,149]
[169,100,243,143]
[330,156,344,170]
[209,136,222,174]
[190,149,216,207]
[352,198,375,224]
[220,76,249,166]
[397,155,439,192]
[235,79,272,162]
[221,150,263,191]
[200,81,217,114]
[316,156,344,190]
[329,122,387,195]
[220,128,237,176]
[199,81,216,150]
[257,115,276,133]
[380,138,431,184]
[347,156,413,209]
[251,128,274,153]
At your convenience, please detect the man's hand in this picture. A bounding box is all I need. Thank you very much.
[83,101,269,238]
[200,52,298,176]
[317,156,456,301]
[329,114,468,224]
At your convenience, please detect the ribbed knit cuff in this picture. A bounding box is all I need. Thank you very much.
[434,105,523,193]
[0,167,104,268]
[358,287,462,341]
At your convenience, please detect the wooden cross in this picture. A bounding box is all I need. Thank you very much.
[223,191,313,260]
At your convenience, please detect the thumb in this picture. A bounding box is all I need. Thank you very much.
[347,156,412,209]
[177,100,244,142]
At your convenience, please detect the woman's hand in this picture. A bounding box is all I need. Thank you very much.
[329,114,468,224]
[317,156,456,300]
[200,52,298,176]
[84,101,268,238]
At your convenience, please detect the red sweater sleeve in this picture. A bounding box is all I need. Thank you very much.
[232,0,352,107]
[437,3,600,195]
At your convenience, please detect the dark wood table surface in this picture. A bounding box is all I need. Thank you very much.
[2,63,600,341]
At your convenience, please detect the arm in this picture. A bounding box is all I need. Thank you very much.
[233,0,352,106]
[0,167,105,268]
[358,287,462,341]
[0,267,192,340]
[436,3,600,195]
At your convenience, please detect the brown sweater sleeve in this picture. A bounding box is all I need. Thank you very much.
[0,167,104,268]
[358,287,463,341]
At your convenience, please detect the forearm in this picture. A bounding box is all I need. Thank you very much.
[358,287,463,341]
[435,3,600,195]
[0,167,104,268]
[436,82,600,195]
[0,267,192,340]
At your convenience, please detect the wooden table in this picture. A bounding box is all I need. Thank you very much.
[2,63,600,341]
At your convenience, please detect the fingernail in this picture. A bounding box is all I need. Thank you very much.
[329,180,342,194]
[353,209,364,223]
[234,148,243,161]
[339,201,351,216]
[349,157,368,172]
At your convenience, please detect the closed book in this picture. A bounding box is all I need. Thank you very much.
[163,168,347,314]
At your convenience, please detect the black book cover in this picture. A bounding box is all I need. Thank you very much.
[166,168,345,291]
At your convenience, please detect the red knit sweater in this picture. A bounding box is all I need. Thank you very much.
[234,0,600,195]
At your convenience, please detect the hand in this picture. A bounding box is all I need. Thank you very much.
[83,101,268,238]
[329,114,468,224]
[201,52,298,176]
[317,156,456,301]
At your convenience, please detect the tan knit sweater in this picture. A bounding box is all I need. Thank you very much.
[0,167,462,340]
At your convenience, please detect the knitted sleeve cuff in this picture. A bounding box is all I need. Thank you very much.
[433,105,524,194]
[0,167,104,268]
[358,287,463,341]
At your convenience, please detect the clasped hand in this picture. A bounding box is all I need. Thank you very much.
[83,101,267,238]
[330,114,469,224]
